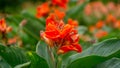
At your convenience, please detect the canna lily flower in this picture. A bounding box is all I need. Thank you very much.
[114,20,120,29]
[36,2,50,18]
[95,20,104,29]
[8,37,17,45]
[41,14,82,54]
[89,26,96,33]
[52,0,69,8]
[94,30,108,39]
[106,14,116,23]
[84,4,92,16]
[0,18,12,33]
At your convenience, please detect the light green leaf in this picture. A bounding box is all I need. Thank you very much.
[96,58,120,68]
[62,38,120,68]
[36,41,54,68]
[0,56,12,68]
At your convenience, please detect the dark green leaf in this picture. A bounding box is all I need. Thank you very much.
[0,44,28,67]
[0,56,12,68]
[96,58,120,68]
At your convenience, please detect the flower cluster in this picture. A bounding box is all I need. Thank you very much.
[36,0,69,18]
[88,14,120,39]
[41,14,82,54]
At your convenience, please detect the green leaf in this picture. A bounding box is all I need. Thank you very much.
[0,44,28,67]
[0,56,12,68]
[27,52,49,68]
[62,38,120,68]
[65,0,89,21]
[14,62,30,68]
[36,41,54,68]
[96,58,120,68]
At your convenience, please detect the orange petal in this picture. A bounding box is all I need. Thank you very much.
[60,24,72,38]
[68,18,78,27]
[45,23,60,40]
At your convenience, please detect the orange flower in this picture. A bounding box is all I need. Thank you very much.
[0,18,12,33]
[52,0,69,8]
[54,9,65,19]
[114,20,120,29]
[106,14,116,23]
[68,18,78,27]
[95,21,104,29]
[89,26,96,33]
[36,2,50,18]
[41,14,82,54]
[84,4,92,15]
[8,37,17,45]
[95,30,108,39]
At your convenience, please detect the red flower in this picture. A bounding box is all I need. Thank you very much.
[0,18,12,33]
[52,0,69,8]
[36,2,50,18]
[41,14,82,54]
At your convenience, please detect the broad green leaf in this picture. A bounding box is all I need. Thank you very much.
[36,41,54,68]
[0,56,12,68]
[28,52,49,68]
[0,44,28,67]
[96,58,120,68]
[62,38,120,68]
[6,13,45,49]
[21,12,45,41]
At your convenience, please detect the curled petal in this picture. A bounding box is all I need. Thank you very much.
[46,13,57,26]
[57,44,82,54]
[70,34,79,42]
[45,23,60,40]
[72,44,82,52]
[57,45,76,54]
[54,9,65,19]
[68,18,78,27]
[60,24,72,38]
